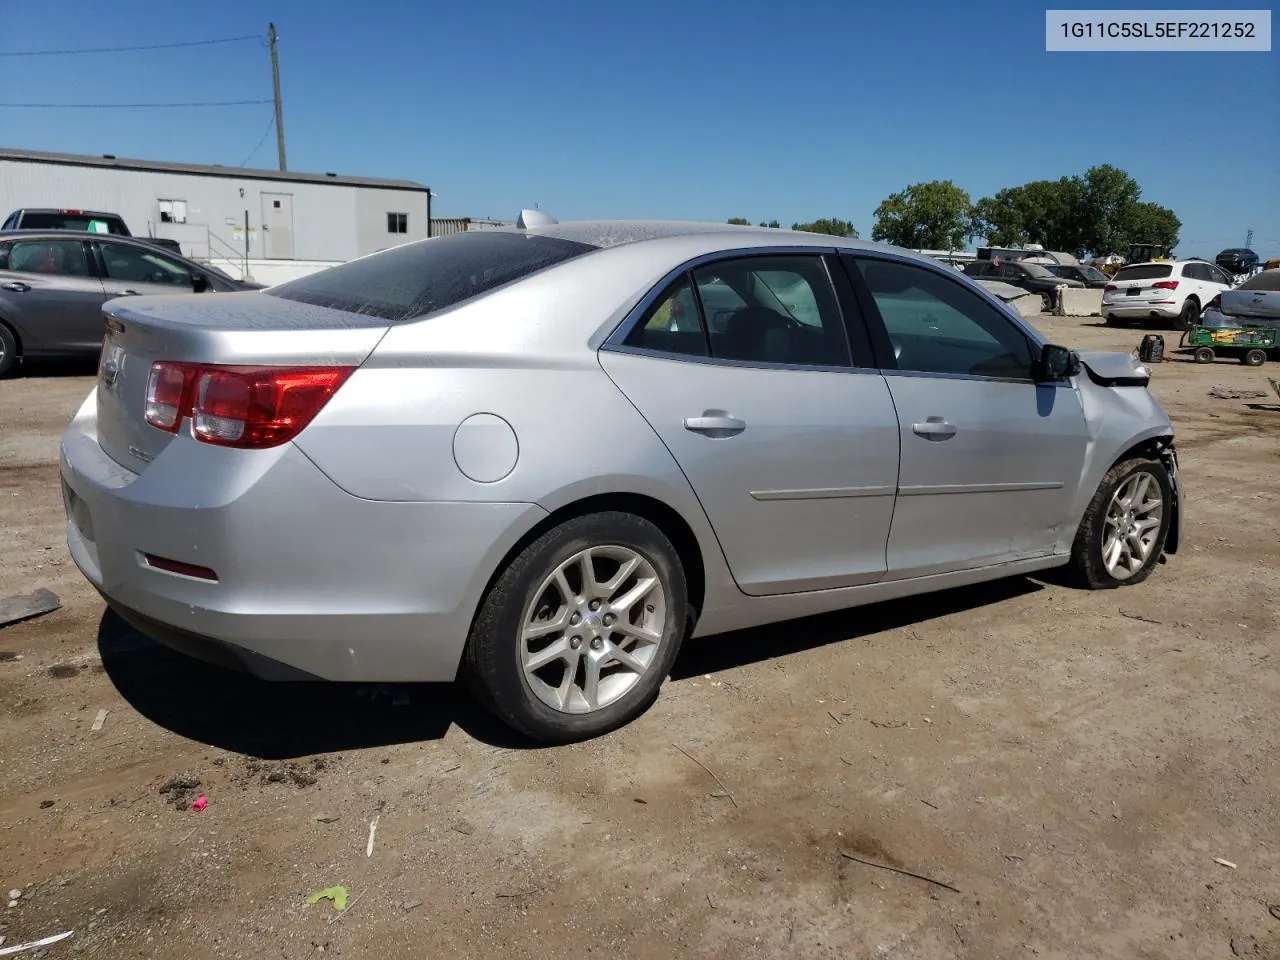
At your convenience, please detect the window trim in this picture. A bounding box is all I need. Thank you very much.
[603,246,874,373]
[838,249,1054,386]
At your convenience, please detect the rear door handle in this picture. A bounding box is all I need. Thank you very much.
[683,412,746,437]
[0,281,31,293]
[912,417,957,440]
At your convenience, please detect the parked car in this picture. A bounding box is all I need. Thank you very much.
[1102,259,1234,329]
[963,259,1083,311]
[60,220,1182,743]
[1046,263,1111,289]
[2,208,185,256]
[1215,247,1260,277]
[1200,268,1280,329]
[0,230,260,376]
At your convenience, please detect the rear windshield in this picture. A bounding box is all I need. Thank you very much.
[1239,270,1280,292]
[1114,264,1173,282]
[19,212,128,234]
[267,231,597,321]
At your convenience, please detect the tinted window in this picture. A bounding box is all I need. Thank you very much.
[268,231,596,322]
[624,276,708,357]
[100,243,192,285]
[1206,264,1231,285]
[19,212,128,234]
[1239,270,1280,292]
[1019,262,1054,279]
[1114,264,1173,282]
[624,255,852,367]
[2,238,91,276]
[854,258,1034,379]
[1182,263,1206,281]
[1082,265,1108,282]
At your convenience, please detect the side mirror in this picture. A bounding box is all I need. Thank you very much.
[1037,343,1081,381]
[192,273,210,293]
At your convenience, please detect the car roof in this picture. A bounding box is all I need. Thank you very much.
[0,229,204,262]
[11,207,122,216]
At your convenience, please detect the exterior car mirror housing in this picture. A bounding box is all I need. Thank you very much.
[192,273,210,293]
[1037,343,1081,381]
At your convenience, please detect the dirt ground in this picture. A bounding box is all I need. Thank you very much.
[0,319,1277,960]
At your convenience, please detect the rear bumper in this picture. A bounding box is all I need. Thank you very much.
[60,392,547,682]
[1101,302,1180,319]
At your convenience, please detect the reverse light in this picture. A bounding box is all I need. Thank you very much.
[144,362,353,448]
[1152,280,1179,290]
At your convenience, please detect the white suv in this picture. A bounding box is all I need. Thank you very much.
[1102,259,1234,329]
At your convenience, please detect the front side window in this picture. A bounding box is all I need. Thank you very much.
[853,257,1034,380]
[2,239,90,276]
[268,230,596,322]
[100,243,192,285]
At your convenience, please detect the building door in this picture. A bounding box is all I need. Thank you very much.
[261,193,294,259]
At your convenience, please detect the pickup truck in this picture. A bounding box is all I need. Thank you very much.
[1,208,184,255]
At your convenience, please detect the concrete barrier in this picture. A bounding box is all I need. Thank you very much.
[1060,287,1103,317]
[1010,294,1042,319]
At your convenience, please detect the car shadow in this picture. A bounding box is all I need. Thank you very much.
[99,577,1044,759]
[16,356,99,378]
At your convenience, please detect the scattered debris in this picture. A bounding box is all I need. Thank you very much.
[90,709,108,732]
[1003,854,1025,863]
[633,797,647,805]
[868,719,908,729]
[191,795,208,812]
[828,710,847,725]
[1231,935,1260,957]
[401,899,423,913]
[495,887,543,900]
[706,893,716,909]
[329,888,370,924]
[313,813,341,824]
[307,886,348,912]
[0,651,22,662]
[262,765,317,788]
[0,589,61,629]
[1209,386,1267,400]
[7,890,20,902]
[1119,610,1162,625]
[158,774,201,810]
[39,800,54,810]
[840,851,961,894]
[451,820,476,836]
[919,798,940,810]
[1268,904,1280,921]
[366,815,379,857]
[1214,857,1238,870]
[0,929,73,957]
[672,742,738,808]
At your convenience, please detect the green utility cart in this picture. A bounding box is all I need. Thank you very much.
[1182,324,1278,366]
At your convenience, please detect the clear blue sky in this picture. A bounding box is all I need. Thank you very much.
[2,0,1276,256]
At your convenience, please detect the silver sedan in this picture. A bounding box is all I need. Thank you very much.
[60,218,1183,742]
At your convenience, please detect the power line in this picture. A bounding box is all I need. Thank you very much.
[239,114,276,167]
[0,34,263,57]
[0,99,272,109]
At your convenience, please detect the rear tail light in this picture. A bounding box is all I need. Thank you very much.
[144,362,353,448]
[1104,284,1117,292]
[1152,280,1179,290]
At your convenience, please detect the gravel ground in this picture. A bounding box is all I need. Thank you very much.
[0,320,1277,960]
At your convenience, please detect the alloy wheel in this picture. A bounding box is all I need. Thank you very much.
[1102,472,1164,580]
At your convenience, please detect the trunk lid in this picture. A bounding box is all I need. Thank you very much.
[96,291,389,472]
[1217,287,1280,323]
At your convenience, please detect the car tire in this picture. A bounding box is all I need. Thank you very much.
[1104,314,1123,327]
[1040,292,1054,313]
[1242,348,1266,366]
[462,511,689,744]
[1176,298,1199,330]
[1068,457,1173,590]
[0,322,18,378]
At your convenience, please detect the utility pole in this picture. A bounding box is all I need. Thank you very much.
[1245,228,1254,249]
[268,23,287,172]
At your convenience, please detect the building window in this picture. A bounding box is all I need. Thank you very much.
[158,199,187,224]
[387,212,408,234]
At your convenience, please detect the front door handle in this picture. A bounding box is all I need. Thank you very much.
[912,417,957,440]
[0,281,31,293]
[683,411,746,438]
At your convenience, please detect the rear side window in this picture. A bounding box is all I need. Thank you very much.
[1114,264,1173,282]
[267,231,596,321]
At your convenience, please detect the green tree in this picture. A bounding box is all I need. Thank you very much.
[726,217,751,225]
[1080,164,1142,256]
[1118,201,1181,252]
[970,189,1029,247]
[872,180,973,250]
[759,219,780,229]
[791,218,859,238]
